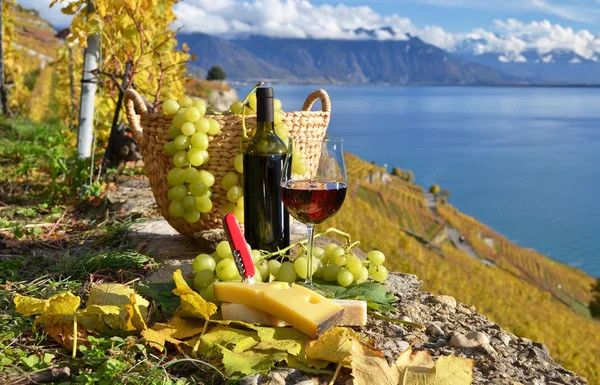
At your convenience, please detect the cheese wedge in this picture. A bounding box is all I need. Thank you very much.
[214,282,344,338]
[221,299,367,327]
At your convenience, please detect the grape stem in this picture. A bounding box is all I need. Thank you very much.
[260,227,353,259]
[241,81,264,143]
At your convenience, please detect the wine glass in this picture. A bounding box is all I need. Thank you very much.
[281,136,348,288]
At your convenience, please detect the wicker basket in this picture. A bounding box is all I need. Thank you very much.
[124,88,331,237]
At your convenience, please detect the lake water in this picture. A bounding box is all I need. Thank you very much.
[237,85,600,277]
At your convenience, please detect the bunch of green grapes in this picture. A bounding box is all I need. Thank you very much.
[291,244,388,287]
[162,96,221,223]
[192,240,271,301]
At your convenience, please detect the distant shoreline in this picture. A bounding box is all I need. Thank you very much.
[228,79,600,88]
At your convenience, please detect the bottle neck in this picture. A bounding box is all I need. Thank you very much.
[255,120,275,135]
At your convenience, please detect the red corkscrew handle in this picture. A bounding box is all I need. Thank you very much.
[223,213,255,281]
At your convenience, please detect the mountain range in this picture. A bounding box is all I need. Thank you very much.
[179,32,600,85]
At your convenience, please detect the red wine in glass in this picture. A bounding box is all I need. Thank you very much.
[281,180,347,224]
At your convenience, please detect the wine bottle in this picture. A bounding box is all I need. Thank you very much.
[243,87,290,252]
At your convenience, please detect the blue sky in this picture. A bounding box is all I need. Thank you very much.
[312,0,600,32]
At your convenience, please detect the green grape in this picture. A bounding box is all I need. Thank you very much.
[196,196,213,213]
[313,247,325,259]
[273,98,282,111]
[168,185,188,201]
[184,106,201,123]
[227,185,243,203]
[202,150,210,163]
[322,264,341,282]
[276,262,296,284]
[163,141,177,156]
[230,101,244,114]
[190,182,208,197]
[174,135,190,150]
[346,254,362,275]
[167,167,186,185]
[358,266,369,281]
[234,153,243,173]
[182,195,197,209]
[274,124,289,141]
[188,148,205,167]
[193,254,216,272]
[245,107,255,115]
[337,268,354,287]
[294,257,308,279]
[173,112,186,129]
[181,122,196,136]
[199,283,217,303]
[237,196,244,208]
[256,259,269,280]
[216,241,232,259]
[267,260,281,277]
[216,259,237,281]
[192,98,207,115]
[194,270,215,290]
[292,160,308,175]
[179,96,192,107]
[334,254,347,266]
[167,124,181,139]
[251,249,262,263]
[327,245,344,259]
[198,170,215,187]
[234,206,244,223]
[313,259,324,278]
[184,209,200,223]
[173,151,189,168]
[253,268,263,284]
[169,200,185,217]
[207,119,221,135]
[248,93,257,110]
[184,168,199,183]
[194,118,210,134]
[191,133,209,150]
[223,202,236,214]
[274,110,282,123]
[221,172,239,191]
[162,99,180,115]
[367,250,386,265]
[211,252,222,265]
[371,265,388,283]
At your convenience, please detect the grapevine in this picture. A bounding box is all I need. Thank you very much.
[51,0,189,141]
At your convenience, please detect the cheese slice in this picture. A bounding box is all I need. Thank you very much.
[214,282,344,338]
[221,299,367,327]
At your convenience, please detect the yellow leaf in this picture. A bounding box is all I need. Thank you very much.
[141,323,180,352]
[304,327,362,367]
[87,283,149,320]
[401,354,474,385]
[169,316,207,339]
[79,305,122,332]
[120,294,147,332]
[14,296,47,316]
[36,292,81,325]
[396,348,435,371]
[253,326,308,355]
[172,269,217,320]
[221,347,288,377]
[195,325,259,358]
[45,320,89,351]
[350,340,400,385]
[61,1,83,15]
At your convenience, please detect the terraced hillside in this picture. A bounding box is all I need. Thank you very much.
[324,153,600,383]
[437,204,594,316]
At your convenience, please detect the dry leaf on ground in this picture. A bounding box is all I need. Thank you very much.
[221,347,288,377]
[172,269,217,320]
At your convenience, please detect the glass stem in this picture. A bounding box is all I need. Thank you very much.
[305,223,315,287]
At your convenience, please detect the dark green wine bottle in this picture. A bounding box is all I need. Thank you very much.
[243,87,290,252]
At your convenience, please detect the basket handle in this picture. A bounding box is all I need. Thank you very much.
[124,88,148,146]
[302,89,331,113]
